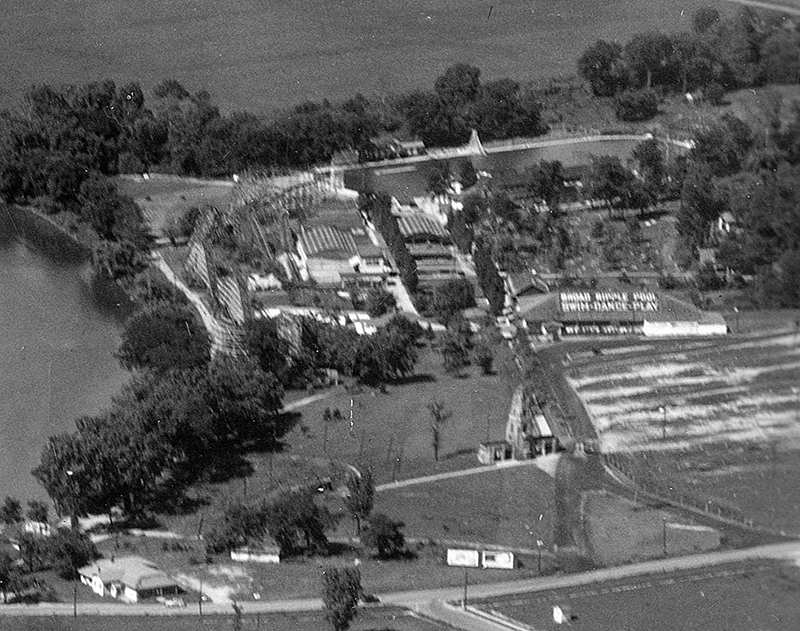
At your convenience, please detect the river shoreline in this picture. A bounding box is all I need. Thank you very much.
[3,204,89,261]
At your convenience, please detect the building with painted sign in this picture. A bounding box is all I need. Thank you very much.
[519,291,726,337]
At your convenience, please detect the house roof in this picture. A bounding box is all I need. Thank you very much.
[300,225,358,257]
[397,214,450,241]
[78,556,178,592]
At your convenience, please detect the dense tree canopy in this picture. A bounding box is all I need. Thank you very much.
[116,301,211,372]
[578,40,628,97]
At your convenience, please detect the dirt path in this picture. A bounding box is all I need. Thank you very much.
[375,460,542,492]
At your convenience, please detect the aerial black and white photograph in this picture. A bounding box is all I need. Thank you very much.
[1,0,800,629]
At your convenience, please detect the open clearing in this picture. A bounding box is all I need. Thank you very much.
[0,608,446,631]
[117,175,234,236]
[283,343,520,485]
[375,464,556,551]
[583,490,721,566]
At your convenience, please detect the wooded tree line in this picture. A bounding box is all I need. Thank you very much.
[675,108,800,307]
[398,64,547,146]
[0,64,546,208]
[579,7,799,99]
[244,313,422,388]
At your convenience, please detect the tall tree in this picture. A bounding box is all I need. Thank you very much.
[203,356,284,446]
[344,468,375,536]
[26,501,49,524]
[322,566,363,631]
[632,138,665,197]
[116,301,211,372]
[47,529,98,580]
[363,514,406,559]
[693,6,720,33]
[434,64,482,107]
[243,317,291,382]
[624,32,675,89]
[578,40,628,96]
[265,490,333,557]
[0,497,22,525]
[525,160,564,211]
[427,399,451,461]
[0,550,22,603]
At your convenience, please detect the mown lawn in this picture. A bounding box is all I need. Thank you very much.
[481,560,800,631]
[374,464,557,551]
[283,341,520,485]
[0,608,447,631]
[116,175,234,235]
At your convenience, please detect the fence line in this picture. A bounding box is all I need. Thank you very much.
[601,453,756,529]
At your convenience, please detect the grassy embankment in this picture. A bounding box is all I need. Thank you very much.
[481,559,800,631]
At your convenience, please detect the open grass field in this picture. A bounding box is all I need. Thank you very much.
[0,608,446,631]
[116,175,234,236]
[375,463,557,551]
[478,559,800,631]
[583,490,721,566]
[567,329,800,532]
[1,0,730,114]
[282,343,520,485]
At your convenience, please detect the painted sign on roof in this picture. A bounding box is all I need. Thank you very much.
[559,291,659,314]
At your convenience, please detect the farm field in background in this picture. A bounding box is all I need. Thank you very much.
[568,329,800,532]
[0,0,728,114]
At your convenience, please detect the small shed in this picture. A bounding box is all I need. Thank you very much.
[477,440,512,465]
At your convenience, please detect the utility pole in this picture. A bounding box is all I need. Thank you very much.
[462,568,469,610]
[537,539,543,574]
[659,406,667,440]
[662,518,667,557]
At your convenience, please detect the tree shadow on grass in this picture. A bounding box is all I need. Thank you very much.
[443,447,476,460]
[387,373,436,387]
[247,411,301,453]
